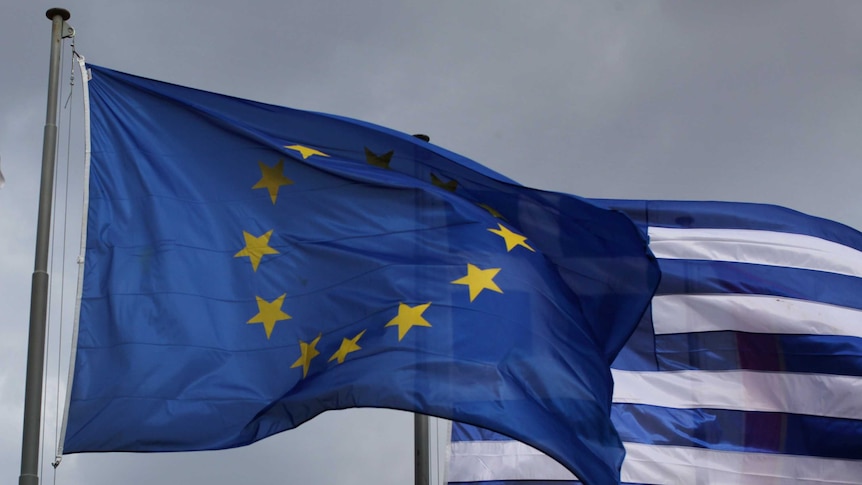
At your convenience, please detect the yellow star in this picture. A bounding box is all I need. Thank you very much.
[291,333,322,378]
[328,329,367,364]
[430,173,458,192]
[234,230,279,271]
[488,223,535,252]
[452,263,503,302]
[365,147,394,169]
[252,160,293,204]
[478,203,504,219]
[247,294,291,339]
[385,302,432,341]
[285,144,329,160]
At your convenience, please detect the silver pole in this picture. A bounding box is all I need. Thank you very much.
[19,8,71,485]
[415,414,430,485]
[412,132,432,485]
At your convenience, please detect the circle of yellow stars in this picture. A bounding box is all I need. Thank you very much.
[233,143,536,379]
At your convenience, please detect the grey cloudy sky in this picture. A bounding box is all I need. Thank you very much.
[2,1,861,484]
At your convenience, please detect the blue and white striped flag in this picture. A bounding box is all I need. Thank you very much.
[448,200,862,485]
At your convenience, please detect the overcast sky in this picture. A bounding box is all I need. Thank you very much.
[2,2,861,484]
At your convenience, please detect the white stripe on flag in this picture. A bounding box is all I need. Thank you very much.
[623,442,862,485]
[448,440,862,484]
[448,439,577,482]
[648,227,862,277]
[652,294,862,337]
[612,369,862,420]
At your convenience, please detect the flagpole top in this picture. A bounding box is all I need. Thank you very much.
[46,8,70,21]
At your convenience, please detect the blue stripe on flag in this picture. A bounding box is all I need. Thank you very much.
[596,199,862,250]
[613,331,862,376]
[613,403,862,460]
[657,260,862,310]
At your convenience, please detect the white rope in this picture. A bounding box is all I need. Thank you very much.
[39,35,67,484]
[54,52,91,465]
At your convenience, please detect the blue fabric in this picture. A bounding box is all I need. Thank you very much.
[615,330,862,376]
[601,200,862,462]
[612,403,862,459]
[656,259,862,309]
[594,199,862,250]
[450,199,862,483]
[64,65,659,485]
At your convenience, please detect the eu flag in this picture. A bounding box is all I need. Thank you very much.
[63,64,659,485]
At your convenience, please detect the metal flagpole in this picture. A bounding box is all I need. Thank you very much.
[412,132,432,485]
[415,414,430,485]
[19,8,73,485]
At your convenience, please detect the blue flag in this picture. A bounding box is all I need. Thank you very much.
[448,200,862,484]
[62,65,659,484]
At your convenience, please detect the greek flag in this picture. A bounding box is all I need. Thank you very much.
[448,199,862,485]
